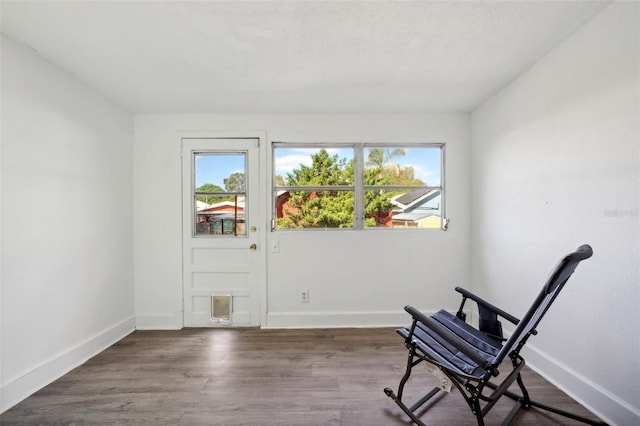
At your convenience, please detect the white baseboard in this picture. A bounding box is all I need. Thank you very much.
[264,310,436,329]
[264,308,471,329]
[135,313,182,330]
[523,344,640,426]
[0,316,135,413]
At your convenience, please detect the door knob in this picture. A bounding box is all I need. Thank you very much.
[249,244,257,250]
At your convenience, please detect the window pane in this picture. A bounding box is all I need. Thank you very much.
[194,152,246,236]
[364,147,441,187]
[365,188,442,229]
[276,190,354,229]
[195,195,246,235]
[195,153,246,192]
[364,189,396,227]
[274,147,354,187]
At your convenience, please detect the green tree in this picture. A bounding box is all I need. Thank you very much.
[278,149,396,228]
[355,158,395,227]
[366,148,426,185]
[364,166,394,226]
[197,183,225,193]
[363,148,429,226]
[274,175,286,186]
[278,149,354,228]
[366,148,406,169]
[224,172,245,192]
[380,164,426,186]
[196,183,225,204]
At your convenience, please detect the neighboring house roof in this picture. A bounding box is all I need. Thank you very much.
[200,201,245,213]
[393,212,432,222]
[207,213,245,220]
[196,200,212,211]
[391,189,440,210]
[391,189,432,207]
[391,189,441,224]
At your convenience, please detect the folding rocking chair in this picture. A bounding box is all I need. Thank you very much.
[384,244,608,426]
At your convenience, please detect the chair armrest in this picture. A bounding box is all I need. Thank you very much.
[455,287,520,326]
[404,305,433,328]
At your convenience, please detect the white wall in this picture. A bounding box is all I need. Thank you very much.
[5,2,635,421]
[0,36,135,412]
[471,2,639,425]
[134,114,471,329]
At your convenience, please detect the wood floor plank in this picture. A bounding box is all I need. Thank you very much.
[1,328,605,425]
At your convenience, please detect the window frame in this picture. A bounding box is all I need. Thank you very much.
[272,142,446,231]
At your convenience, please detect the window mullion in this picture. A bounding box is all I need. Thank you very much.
[354,144,364,230]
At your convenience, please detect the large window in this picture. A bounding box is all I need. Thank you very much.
[273,143,445,230]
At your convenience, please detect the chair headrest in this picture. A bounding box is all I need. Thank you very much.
[544,244,593,294]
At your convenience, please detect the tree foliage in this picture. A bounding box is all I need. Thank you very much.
[367,148,426,186]
[278,149,398,228]
[196,183,226,204]
[196,183,225,194]
[277,148,429,228]
[224,172,245,192]
[364,166,393,227]
[366,148,406,168]
[278,150,354,228]
[196,170,246,205]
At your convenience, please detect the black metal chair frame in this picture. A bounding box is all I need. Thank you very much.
[384,244,608,426]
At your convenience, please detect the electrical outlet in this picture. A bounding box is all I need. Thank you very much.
[300,289,309,303]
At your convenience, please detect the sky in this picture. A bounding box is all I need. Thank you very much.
[274,147,442,186]
[195,147,442,190]
[195,153,245,189]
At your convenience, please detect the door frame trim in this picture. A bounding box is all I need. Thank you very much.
[178,130,268,328]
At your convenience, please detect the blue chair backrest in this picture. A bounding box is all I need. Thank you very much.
[490,245,593,369]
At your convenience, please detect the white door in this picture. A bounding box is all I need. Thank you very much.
[182,138,261,327]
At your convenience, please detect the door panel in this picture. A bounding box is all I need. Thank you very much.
[182,138,260,327]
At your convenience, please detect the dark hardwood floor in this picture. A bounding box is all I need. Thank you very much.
[1,328,605,425]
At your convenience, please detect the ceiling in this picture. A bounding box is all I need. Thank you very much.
[1,1,610,114]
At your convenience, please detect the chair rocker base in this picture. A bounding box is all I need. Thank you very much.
[384,335,608,426]
[385,377,608,426]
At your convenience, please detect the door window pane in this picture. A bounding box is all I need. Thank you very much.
[194,152,247,236]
